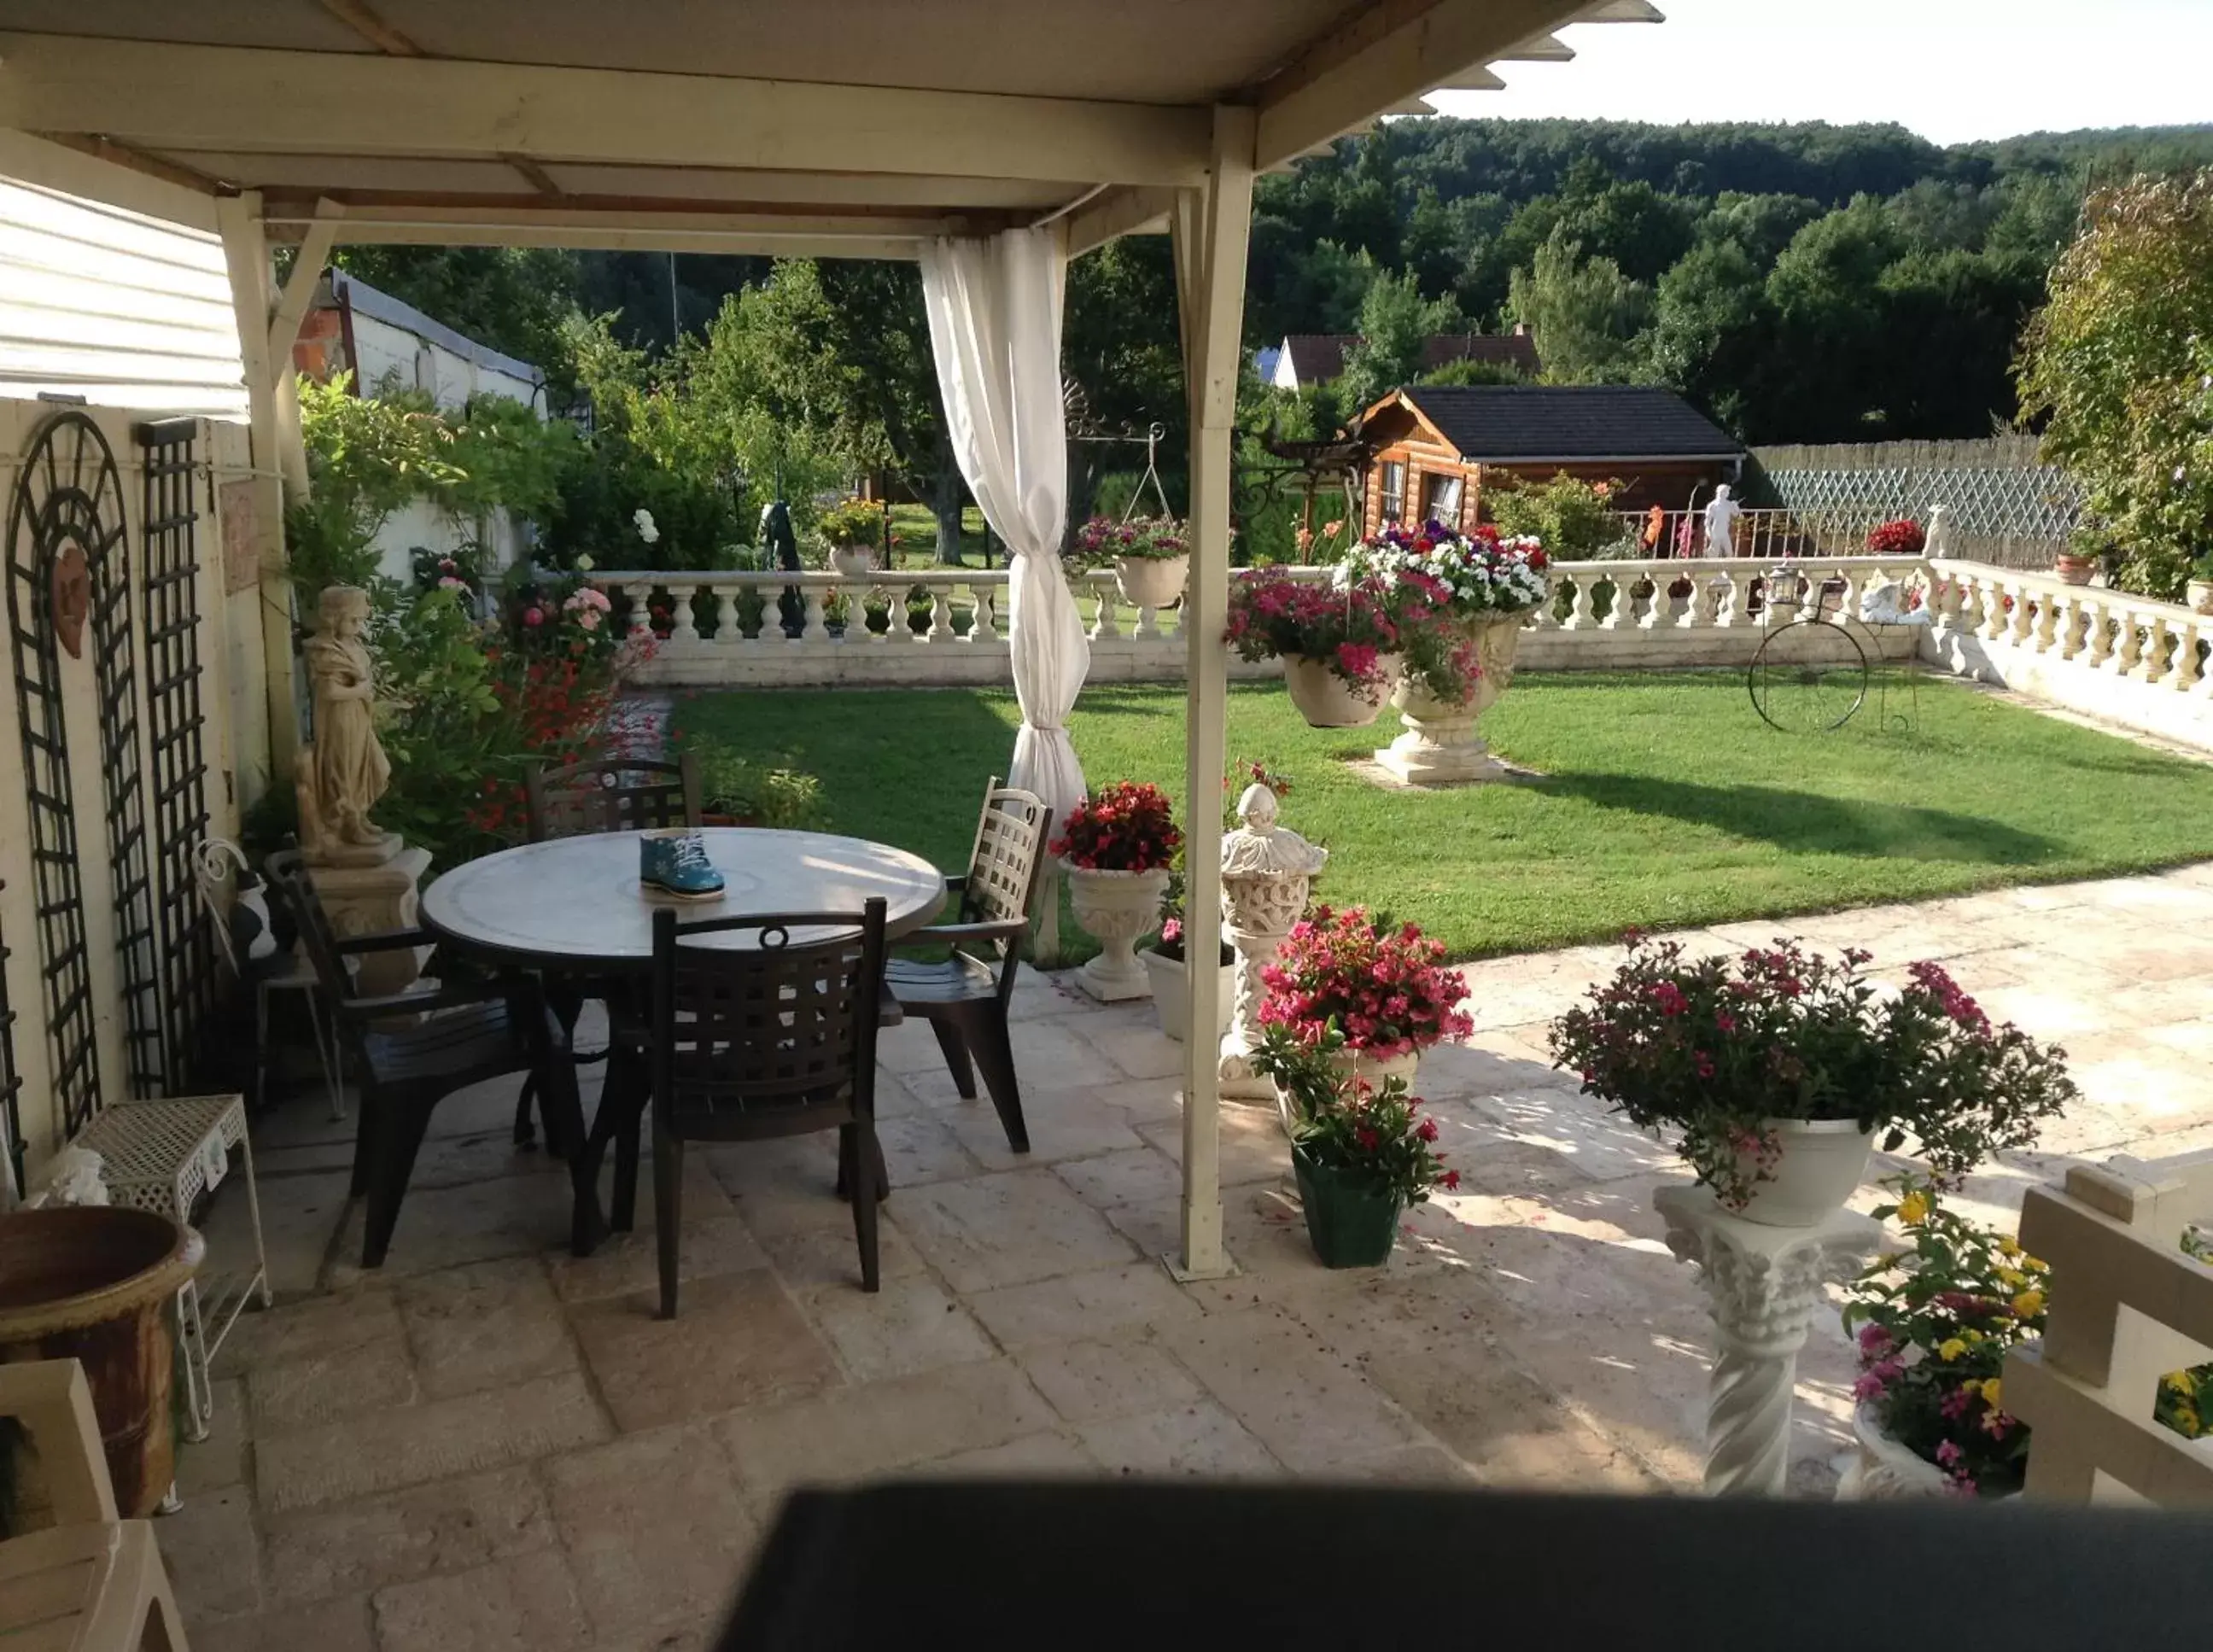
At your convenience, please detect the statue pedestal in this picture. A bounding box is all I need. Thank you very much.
[307,838,432,996]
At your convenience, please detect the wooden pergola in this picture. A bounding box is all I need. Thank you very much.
[0,0,1644,1277]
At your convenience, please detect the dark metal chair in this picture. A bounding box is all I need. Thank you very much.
[886,777,1050,1154]
[265,851,579,1268]
[637,898,890,1316]
[512,754,705,1148]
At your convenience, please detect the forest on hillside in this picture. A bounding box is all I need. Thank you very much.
[331,117,2213,554]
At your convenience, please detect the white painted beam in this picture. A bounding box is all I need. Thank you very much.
[0,33,1213,189]
[1062,185,1177,258]
[268,218,930,260]
[0,128,217,231]
[266,199,342,382]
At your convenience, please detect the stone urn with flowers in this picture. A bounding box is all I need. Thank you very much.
[1072,515,1188,610]
[820,497,887,580]
[1224,571,1400,729]
[1549,935,2079,1229]
[1055,780,1181,1002]
[1335,521,1550,785]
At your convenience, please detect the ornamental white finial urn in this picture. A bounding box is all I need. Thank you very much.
[1217,783,1328,1099]
[1068,867,1171,1001]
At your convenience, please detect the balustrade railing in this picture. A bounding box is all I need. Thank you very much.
[1925,561,2213,700]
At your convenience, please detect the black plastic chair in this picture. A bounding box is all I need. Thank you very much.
[886,778,1050,1154]
[624,898,890,1316]
[266,850,578,1267]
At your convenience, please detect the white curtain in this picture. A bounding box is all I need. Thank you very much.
[920,229,1088,823]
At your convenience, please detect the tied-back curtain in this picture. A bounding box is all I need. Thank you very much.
[920,229,1087,824]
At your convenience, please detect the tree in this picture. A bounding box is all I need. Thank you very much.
[330,247,582,394]
[1648,237,1774,435]
[1338,269,1459,412]
[1507,227,1653,385]
[2018,170,2213,597]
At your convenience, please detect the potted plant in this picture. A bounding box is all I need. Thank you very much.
[1549,936,2079,1228]
[1223,573,1401,728]
[1074,515,1189,610]
[1865,518,1928,557]
[1252,1021,1460,1269]
[1139,762,1288,1041]
[819,498,887,580]
[682,733,823,828]
[1053,779,1182,1002]
[2187,552,2213,616]
[2054,527,2106,587]
[1838,1178,2047,1498]
[1258,904,1472,1100]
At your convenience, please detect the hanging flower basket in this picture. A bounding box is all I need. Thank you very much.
[1280,653,1394,727]
[1226,573,1401,729]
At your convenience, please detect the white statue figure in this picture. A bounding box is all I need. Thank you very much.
[1217,782,1330,1099]
[1702,483,1744,559]
[297,585,395,861]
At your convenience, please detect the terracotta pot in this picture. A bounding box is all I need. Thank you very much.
[1725,1118,1875,1228]
[1281,653,1394,728]
[1138,947,1235,1042]
[1114,553,1188,610]
[0,1207,203,1517]
[2052,554,2096,587]
[1066,867,1171,1001]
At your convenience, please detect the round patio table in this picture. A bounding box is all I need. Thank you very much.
[420,828,946,1252]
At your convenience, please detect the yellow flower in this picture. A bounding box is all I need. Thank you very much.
[2012,1289,2046,1319]
[1938,1337,1970,1362]
[2176,1404,2203,1439]
[1963,1328,1986,1345]
[1980,1377,2002,1410]
[1999,1235,2022,1258]
[2166,1370,2200,1398]
[1959,1378,1985,1400]
[1996,1267,2026,1289]
[2023,1254,2050,1274]
[1897,1190,1931,1226]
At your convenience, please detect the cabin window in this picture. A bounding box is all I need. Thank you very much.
[1422,470,1463,527]
[1379,460,1406,524]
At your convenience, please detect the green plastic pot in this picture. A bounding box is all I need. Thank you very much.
[1292,1147,1404,1269]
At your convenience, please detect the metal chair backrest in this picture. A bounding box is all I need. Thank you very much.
[649,898,887,1141]
[193,838,250,978]
[956,776,1050,974]
[525,756,702,843]
[262,851,370,1059]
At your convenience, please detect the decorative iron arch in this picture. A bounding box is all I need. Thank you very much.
[5,409,161,1135]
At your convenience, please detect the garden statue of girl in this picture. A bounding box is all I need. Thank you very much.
[298,585,394,859]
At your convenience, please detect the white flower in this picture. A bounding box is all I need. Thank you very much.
[575,553,596,573]
[634,508,660,545]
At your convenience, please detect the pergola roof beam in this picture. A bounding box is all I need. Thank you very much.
[0,33,1214,189]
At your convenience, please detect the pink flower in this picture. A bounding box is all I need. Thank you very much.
[1935,1439,1964,1468]
[1856,1322,1895,1357]
[1160,917,1182,945]
[523,606,546,628]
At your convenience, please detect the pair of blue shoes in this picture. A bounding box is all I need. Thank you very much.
[640,830,726,900]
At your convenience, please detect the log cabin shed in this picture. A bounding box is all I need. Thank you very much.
[1355,382,1745,534]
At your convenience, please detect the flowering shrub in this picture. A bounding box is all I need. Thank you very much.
[1548,936,2078,1210]
[1338,519,1552,619]
[1252,1021,1459,1204]
[817,497,888,549]
[1050,780,1181,873]
[1842,1178,2047,1497]
[1224,573,1403,694]
[1866,518,1928,556]
[1071,515,1187,563]
[411,541,486,598]
[1259,905,1472,1059]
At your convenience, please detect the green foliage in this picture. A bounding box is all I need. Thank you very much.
[330,245,583,392]
[1508,227,1653,384]
[674,730,823,828]
[289,372,465,591]
[1417,355,1527,388]
[368,586,505,856]
[816,498,888,549]
[1338,269,1459,412]
[2017,170,2213,598]
[1486,472,1632,560]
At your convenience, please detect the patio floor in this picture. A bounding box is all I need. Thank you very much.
[176,862,2213,1651]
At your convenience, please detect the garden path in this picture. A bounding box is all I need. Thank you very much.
[175,862,2213,1650]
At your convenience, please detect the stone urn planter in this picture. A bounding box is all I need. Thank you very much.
[1067,867,1171,1001]
[829,545,877,580]
[1374,613,1525,785]
[2052,552,2098,587]
[1115,553,1188,610]
[1835,1403,2021,1501]
[1139,944,1234,1042]
[1292,1147,1403,1269]
[2189,578,2213,617]
[0,1206,203,1517]
[1281,653,1393,729]
[1727,1118,1875,1229]
[1217,785,1329,1100]
[1276,1046,1420,1137]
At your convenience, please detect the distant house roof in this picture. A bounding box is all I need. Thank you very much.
[328,269,546,389]
[1276,329,1539,388]
[1362,385,1743,464]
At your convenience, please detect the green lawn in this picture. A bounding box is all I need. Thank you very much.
[669,672,2213,960]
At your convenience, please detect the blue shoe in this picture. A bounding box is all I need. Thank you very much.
[640,830,726,900]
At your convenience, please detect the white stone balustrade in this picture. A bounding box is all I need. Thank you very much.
[2004,1149,2213,1507]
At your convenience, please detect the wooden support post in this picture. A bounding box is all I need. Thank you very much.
[1168,106,1254,1281]
[215,191,301,774]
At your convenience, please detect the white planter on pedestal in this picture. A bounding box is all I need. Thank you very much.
[1115,553,1188,610]
[829,546,877,579]
[1276,1046,1422,1135]
[1281,653,1393,729]
[1836,1404,1954,1500]
[1374,613,1526,785]
[1728,1118,1876,1229]
[1139,947,1235,1042]
[1067,867,1171,1001]
[1217,785,1330,1100]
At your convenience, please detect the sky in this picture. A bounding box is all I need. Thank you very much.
[1427,0,2213,147]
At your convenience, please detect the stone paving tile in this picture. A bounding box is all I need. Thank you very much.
[943,1083,1152,1170]
[908,1430,1097,1476]
[804,1273,998,1381]
[1135,1101,1293,1189]
[541,1423,759,1649]
[892,1168,1138,1293]
[245,1329,417,1433]
[175,1377,248,1497]
[1017,1337,1206,1426]
[1077,1398,1281,1478]
[873,1112,988,1184]
[398,1257,579,1400]
[372,1550,593,1652]
[218,1281,404,1374]
[193,1595,377,1652]
[717,1358,1055,1495]
[259,1465,555,1607]
[1050,1144,1184,1210]
[898,1018,1125,1106]
[963,1261,1203,1349]
[1064,1012,1188,1079]
[326,1173,577,1282]
[159,1484,262,1625]
[220,1167,352,1299]
[546,1213,771,1305]
[256,1372,610,1514]
[756,1213,926,1293]
[1458,1086,1682,1184]
[569,1268,841,1433]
